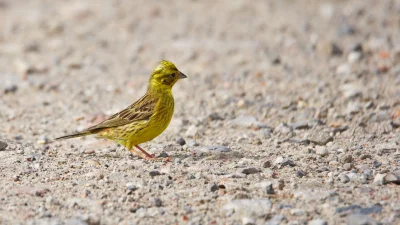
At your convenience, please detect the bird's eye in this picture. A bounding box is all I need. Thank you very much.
[170,74,175,78]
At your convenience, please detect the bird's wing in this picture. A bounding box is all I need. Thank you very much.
[86,93,159,132]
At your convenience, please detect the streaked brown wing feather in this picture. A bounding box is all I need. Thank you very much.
[86,93,158,132]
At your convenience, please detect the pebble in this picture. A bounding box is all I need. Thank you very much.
[257,181,275,194]
[126,183,138,191]
[274,123,292,135]
[337,24,355,36]
[262,160,272,168]
[384,172,400,184]
[296,170,305,178]
[185,125,198,137]
[316,146,329,156]
[290,121,309,130]
[340,83,362,99]
[149,171,161,177]
[308,218,327,225]
[347,102,361,115]
[242,217,256,225]
[232,115,264,128]
[340,174,350,183]
[347,214,377,225]
[150,197,162,207]
[193,145,231,153]
[0,140,7,151]
[346,172,358,182]
[273,156,295,167]
[336,64,352,76]
[176,138,186,146]
[371,111,390,122]
[290,208,306,216]
[308,131,333,145]
[348,51,362,64]
[209,182,218,192]
[208,112,224,121]
[266,214,285,225]
[316,41,342,56]
[373,173,386,185]
[343,163,352,171]
[239,167,259,175]
[223,199,272,219]
[340,155,353,164]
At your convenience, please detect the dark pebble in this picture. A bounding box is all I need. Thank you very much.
[176,138,186,146]
[149,171,161,177]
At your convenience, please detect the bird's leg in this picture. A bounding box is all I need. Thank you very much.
[134,145,154,159]
[128,147,149,159]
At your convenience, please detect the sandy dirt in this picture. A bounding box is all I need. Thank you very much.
[0,0,400,224]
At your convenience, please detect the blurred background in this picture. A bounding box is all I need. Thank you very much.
[1,0,399,141]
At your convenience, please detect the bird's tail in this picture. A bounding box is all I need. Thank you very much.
[54,131,92,141]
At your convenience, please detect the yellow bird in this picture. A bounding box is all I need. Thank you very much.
[55,60,187,160]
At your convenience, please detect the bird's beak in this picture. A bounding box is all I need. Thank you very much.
[179,72,187,79]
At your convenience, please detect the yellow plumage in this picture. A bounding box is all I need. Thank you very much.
[55,60,187,159]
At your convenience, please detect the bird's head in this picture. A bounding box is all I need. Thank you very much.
[148,60,187,90]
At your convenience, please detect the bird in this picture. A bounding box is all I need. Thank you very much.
[55,60,187,160]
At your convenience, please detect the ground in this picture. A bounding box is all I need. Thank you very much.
[0,0,400,224]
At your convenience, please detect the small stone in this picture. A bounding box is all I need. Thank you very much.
[296,170,305,178]
[373,173,386,185]
[232,115,264,128]
[316,41,342,56]
[0,140,7,151]
[262,160,272,168]
[273,156,295,167]
[347,214,377,225]
[360,154,372,160]
[347,102,361,115]
[373,160,382,168]
[277,179,285,190]
[346,172,358,182]
[340,154,353,164]
[239,168,259,175]
[149,171,161,177]
[340,83,363,99]
[209,182,218,192]
[186,139,199,147]
[193,145,231,153]
[242,217,256,225]
[337,24,355,36]
[208,112,224,121]
[316,146,329,156]
[290,121,309,130]
[343,163,352,171]
[222,199,272,219]
[185,125,198,137]
[384,173,400,184]
[176,138,186,146]
[150,197,162,207]
[290,208,306,216]
[159,152,169,158]
[340,174,350,183]
[308,131,333,145]
[309,218,327,225]
[336,64,352,76]
[266,214,285,225]
[260,181,275,194]
[274,123,292,135]
[371,111,390,122]
[84,149,95,154]
[126,183,137,191]
[348,51,362,64]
